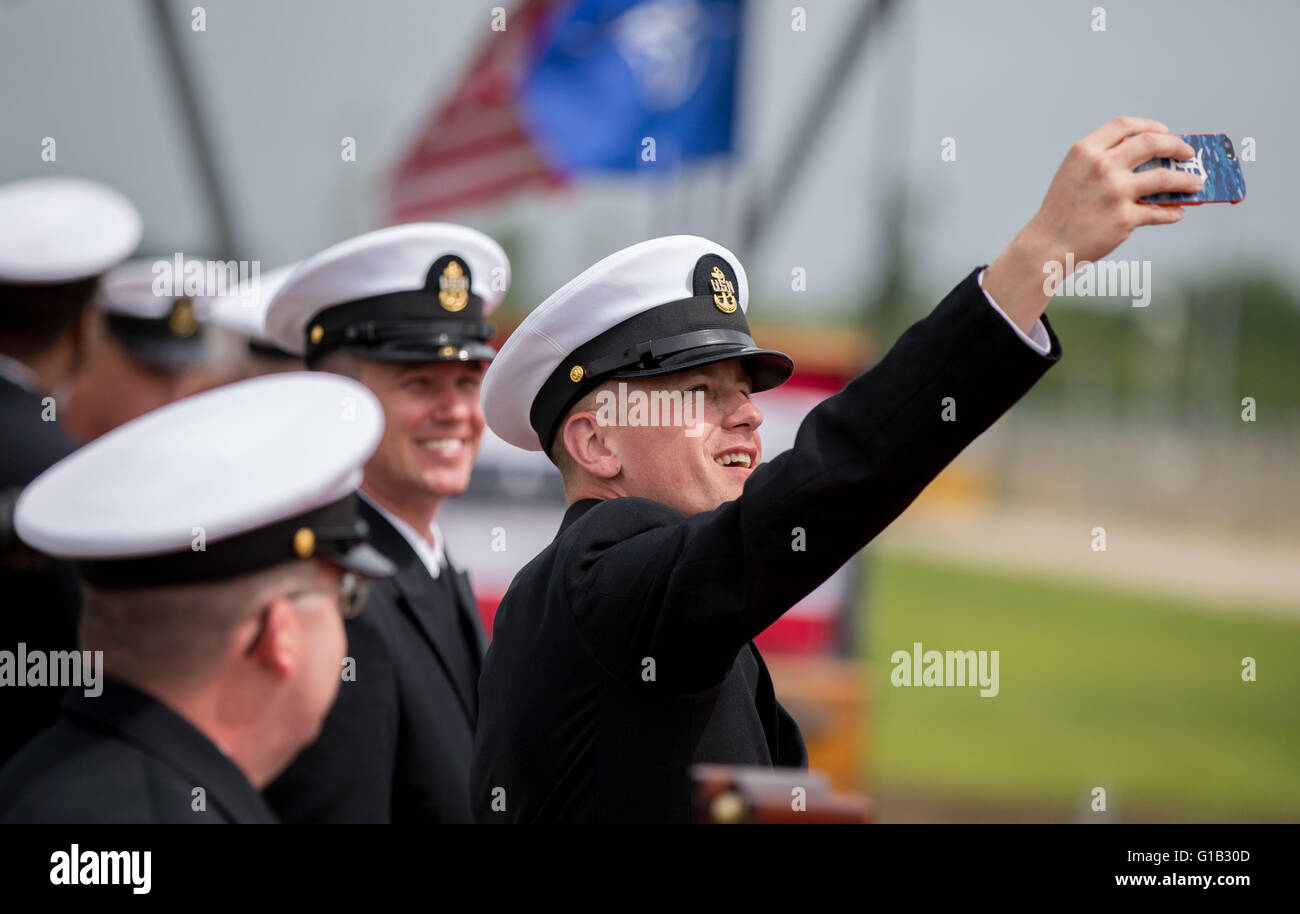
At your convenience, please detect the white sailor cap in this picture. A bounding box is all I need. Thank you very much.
[201,263,297,341]
[264,223,510,366]
[0,177,141,284]
[15,372,396,587]
[95,258,209,371]
[481,235,793,453]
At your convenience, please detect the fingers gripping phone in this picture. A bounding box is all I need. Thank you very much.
[1134,133,1247,204]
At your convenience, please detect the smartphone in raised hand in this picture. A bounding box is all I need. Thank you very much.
[1135,133,1246,205]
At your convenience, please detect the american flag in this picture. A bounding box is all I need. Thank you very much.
[386,0,568,223]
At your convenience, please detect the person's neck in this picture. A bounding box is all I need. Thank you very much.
[565,477,624,506]
[115,673,283,790]
[361,480,443,546]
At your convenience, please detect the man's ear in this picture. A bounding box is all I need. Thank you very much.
[249,597,300,681]
[562,412,621,480]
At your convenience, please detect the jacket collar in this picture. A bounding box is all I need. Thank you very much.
[357,491,446,578]
[358,499,483,724]
[559,498,603,534]
[62,676,277,823]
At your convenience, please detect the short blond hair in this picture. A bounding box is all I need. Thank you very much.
[79,560,325,689]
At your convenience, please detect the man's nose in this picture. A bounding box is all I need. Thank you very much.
[725,394,763,431]
[427,386,468,418]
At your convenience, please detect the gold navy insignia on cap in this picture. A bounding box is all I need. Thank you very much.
[438,259,469,312]
[167,296,199,338]
[710,265,738,313]
[92,259,210,371]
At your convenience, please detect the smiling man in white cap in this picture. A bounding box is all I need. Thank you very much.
[0,372,395,823]
[63,257,212,443]
[472,117,1203,822]
[0,176,141,766]
[261,222,509,823]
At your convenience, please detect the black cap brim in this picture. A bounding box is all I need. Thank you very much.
[610,343,793,393]
[341,338,496,364]
[77,493,392,589]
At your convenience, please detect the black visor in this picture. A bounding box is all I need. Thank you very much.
[78,493,396,588]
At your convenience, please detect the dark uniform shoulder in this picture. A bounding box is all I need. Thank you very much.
[546,497,688,597]
[0,378,77,489]
[0,723,156,824]
[557,496,685,549]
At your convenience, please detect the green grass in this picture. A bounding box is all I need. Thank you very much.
[862,553,1300,820]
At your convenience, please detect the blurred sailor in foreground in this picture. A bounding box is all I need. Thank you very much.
[472,117,1202,822]
[262,224,507,822]
[63,257,211,442]
[0,176,140,765]
[0,373,395,823]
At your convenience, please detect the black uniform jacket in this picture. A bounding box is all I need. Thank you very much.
[0,676,276,823]
[266,499,488,822]
[472,268,1061,823]
[0,375,82,766]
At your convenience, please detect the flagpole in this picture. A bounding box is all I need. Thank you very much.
[145,0,240,258]
[738,0,898,259]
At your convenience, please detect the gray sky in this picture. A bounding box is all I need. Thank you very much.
[3,0,1295,317]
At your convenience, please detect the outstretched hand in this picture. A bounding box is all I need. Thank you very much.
[984,116,1203,334]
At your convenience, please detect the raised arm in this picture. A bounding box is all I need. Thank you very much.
[566,117,1202,692]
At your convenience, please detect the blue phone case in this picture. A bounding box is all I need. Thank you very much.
[1136,133,1246,204]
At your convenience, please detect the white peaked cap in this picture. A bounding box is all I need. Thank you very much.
[0,177,141,283]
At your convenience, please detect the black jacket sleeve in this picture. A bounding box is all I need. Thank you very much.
[562,268,1061,692]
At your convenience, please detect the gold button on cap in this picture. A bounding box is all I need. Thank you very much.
[293,527,316,558]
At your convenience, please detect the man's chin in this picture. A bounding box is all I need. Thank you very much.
[715,473,749,502]
[673,490,739,517]
[416,468,472,498]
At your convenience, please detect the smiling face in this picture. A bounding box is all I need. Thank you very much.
[574,359,764,517]
[356,359,486,509]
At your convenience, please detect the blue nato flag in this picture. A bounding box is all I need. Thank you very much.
[520,0,743,173]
